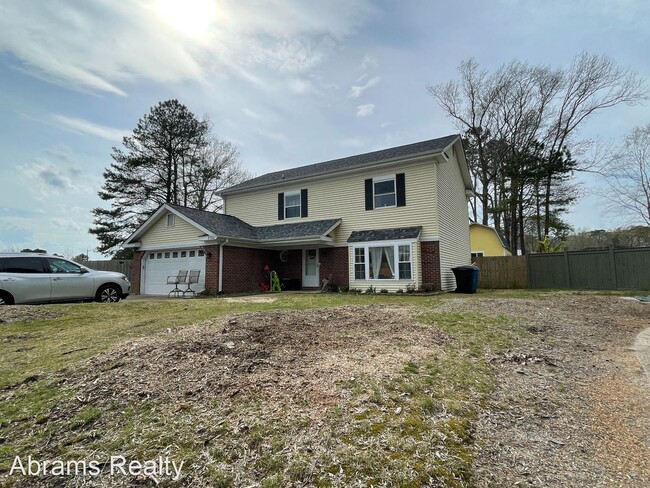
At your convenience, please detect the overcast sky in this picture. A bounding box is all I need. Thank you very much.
[0,0,648,256]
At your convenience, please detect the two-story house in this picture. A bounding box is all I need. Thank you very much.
[123,134,473,294]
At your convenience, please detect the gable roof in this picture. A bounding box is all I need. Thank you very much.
[170,204,257,240]
[221,134,462,194]
[124,203,341,246]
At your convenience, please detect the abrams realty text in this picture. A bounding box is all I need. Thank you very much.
[9,455,184,480]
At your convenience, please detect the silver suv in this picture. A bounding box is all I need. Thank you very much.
[0,253,130,305]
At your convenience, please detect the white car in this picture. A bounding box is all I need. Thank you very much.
[0,253,130,305]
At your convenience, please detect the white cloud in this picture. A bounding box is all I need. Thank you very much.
[360,55,378,71]
[0,0,373,95]
[246,37,334,74]
[289,78,314,94]
[242,108,262,120]
[338,137,365,148]
[349,76,381,99]
[21,159,91,200]
[50,217,82,232]
[52,114,128,142]
[356,104,375,117]
[255,127,289,145]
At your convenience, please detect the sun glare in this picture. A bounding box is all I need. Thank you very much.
[155,0,217,37]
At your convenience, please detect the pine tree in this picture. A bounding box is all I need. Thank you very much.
[90,100,210,255]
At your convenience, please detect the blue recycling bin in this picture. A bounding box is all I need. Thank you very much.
[452,265,480,293]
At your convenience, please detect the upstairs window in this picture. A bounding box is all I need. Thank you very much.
[284,191,301,219]
[373,176,396,208]
[365,173,406,210]
[278,189,308,220]
[167,213,175,227]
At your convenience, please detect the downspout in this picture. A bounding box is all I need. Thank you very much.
[218,239,229,294]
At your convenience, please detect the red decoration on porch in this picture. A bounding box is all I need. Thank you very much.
[260,264,271,291]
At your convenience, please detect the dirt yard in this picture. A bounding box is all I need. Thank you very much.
[435,295,650,487]
[1,293,649,487]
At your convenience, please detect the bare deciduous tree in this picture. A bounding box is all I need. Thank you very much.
[598,124,650,226]
[187,139,250,211]
[429,53,647,252]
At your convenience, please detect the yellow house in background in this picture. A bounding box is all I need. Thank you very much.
[470,223,512,258]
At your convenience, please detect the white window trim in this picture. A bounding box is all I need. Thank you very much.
[167,213,175,227]
[284,190,301,219]
[372,174,396,209]
[352,239,414,281]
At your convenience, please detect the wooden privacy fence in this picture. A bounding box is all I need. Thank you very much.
[476,246,650,290]
[83,260,133,281]
[474,256,527,288]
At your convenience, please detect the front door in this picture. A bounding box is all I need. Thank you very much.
[302,248,319,288]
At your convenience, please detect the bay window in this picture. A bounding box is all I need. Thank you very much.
[353,242,413,281]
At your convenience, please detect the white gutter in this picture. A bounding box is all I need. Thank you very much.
[218,238,229,294]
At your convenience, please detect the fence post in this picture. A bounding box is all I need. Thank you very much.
[563,249,571,289]
[608,245,618,289]
[525,253,531,288]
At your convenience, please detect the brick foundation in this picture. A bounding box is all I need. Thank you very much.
[421,241,442,291]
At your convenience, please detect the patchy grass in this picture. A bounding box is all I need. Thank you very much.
[0,291,542,486]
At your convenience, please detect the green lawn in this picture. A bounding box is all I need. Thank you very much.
[0,291,559,486]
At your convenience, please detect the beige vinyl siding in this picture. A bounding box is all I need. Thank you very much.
[347,240,421,293]
[140,212,206,248]
[437,153,471,291]
[225,159,440,244]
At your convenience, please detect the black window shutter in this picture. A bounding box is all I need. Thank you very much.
[396,173,406,207]
[364,178,373,211]
[300,189,308,218]
[278,192,284,220]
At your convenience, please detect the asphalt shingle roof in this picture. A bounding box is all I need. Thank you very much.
[256,219,341,241]
[169,204,257,239]
[169,204,340,242]
[222,134,459,194]
[347,227,423,243]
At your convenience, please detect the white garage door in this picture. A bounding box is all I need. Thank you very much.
[143,249,206,295]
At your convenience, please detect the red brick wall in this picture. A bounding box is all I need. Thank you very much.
[203,245,220,295]
[318,247,349,289]
[221,246,274,294]
[274,250,302,285]
[131,251,144,294]
[421,241,442,291]
[219,246,348,293]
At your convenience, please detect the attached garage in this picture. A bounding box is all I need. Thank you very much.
[142,248,206,295]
